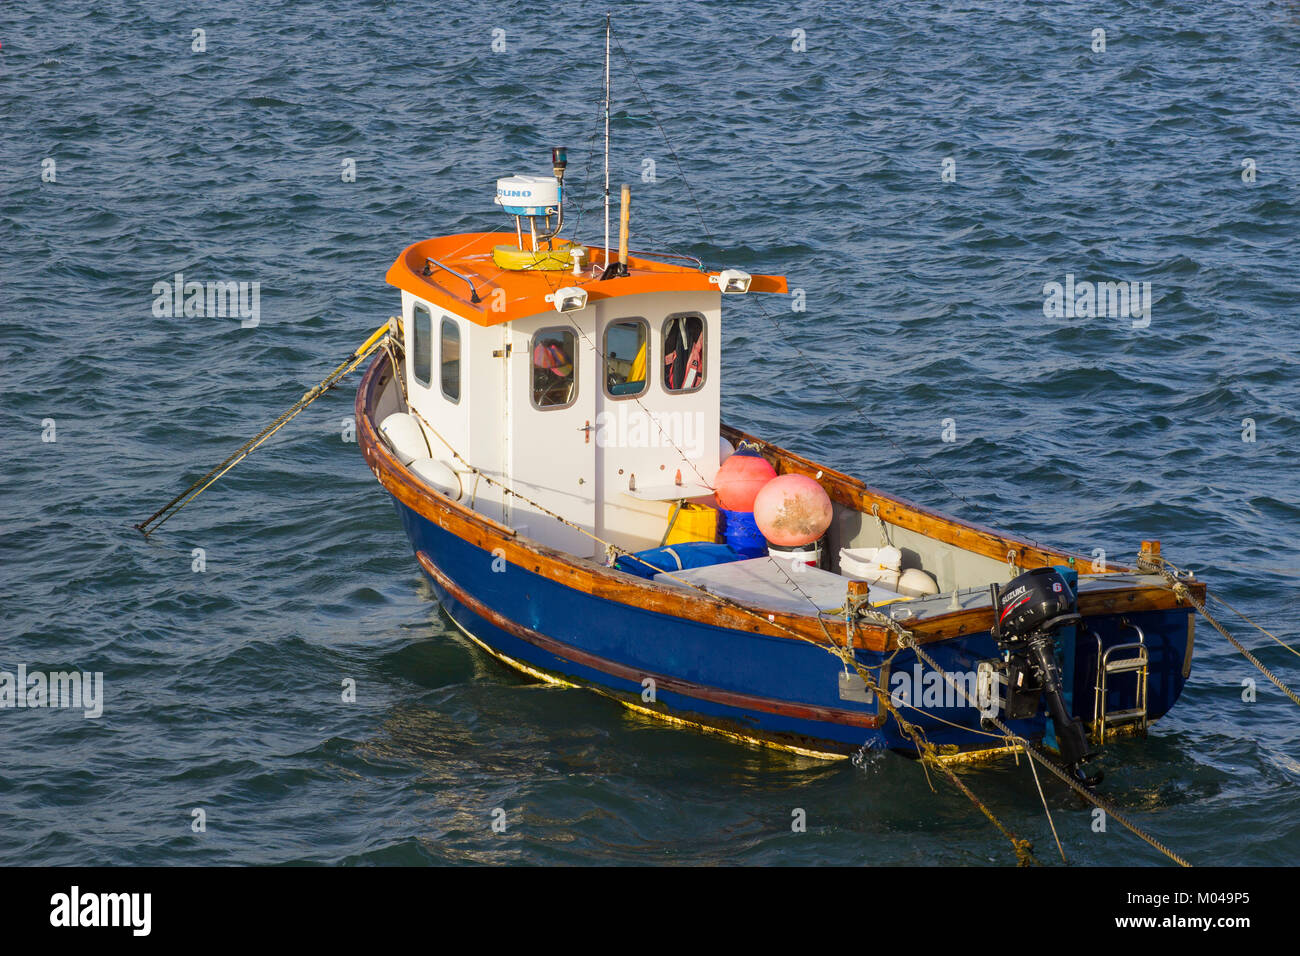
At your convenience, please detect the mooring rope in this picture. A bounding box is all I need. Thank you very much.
[843,646,1040,866]
[1024,750,1068,863]
[885,626,1193,867]
[400,335,1200,866]
[1141,556,1300,710]
[1207,593,1300,661]
[407,396,1205,867]
[414,384,1194,868]
[135,322,391,537]
[833,592,1191,866]
[133,313,1194,866]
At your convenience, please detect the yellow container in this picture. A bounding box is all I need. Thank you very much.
[665,503,719,545]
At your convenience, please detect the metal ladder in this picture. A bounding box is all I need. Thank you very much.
[1092,619,1149,744]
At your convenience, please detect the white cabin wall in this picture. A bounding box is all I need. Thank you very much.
[398,288,725,560]
[591,290,723,552]
[463,321,508,524]
[401,292,477,507]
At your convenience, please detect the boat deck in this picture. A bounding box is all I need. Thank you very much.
[655,558,905,614]
[656,559,1179,623]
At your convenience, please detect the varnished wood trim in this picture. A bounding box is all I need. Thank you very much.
[721,423,1114,574]
[902,585,1199,645]
[416,550,884,728]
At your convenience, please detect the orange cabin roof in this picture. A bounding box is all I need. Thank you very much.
[386,232,788,327]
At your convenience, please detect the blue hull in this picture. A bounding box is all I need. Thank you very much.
[390,495,1192,759]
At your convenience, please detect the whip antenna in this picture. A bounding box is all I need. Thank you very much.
[603,13,611,270]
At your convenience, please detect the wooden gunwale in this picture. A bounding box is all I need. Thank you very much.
[416,550,885,729]
[357,356,1199,655]
[721,423,1113,574]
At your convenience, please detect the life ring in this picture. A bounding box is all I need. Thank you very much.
[492,240,584,271]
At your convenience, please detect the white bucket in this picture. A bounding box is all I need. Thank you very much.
[839,546,902,588]
[768,541,822,568]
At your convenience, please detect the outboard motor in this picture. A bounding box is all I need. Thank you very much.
[991,567,1102,787]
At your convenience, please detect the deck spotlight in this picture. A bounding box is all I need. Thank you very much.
[547,286,588,313]
[711,269,752,294]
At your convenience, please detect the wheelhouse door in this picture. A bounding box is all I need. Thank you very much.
[508,317,598,557]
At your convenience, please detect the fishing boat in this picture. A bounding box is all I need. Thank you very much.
[135,26,1208,789]
[349,129,1204,778]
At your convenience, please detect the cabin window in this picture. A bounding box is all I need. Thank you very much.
[440,317,460,403]
[603,318,648,399]
[663,313,706,393]
[531,327,577,409]
[412,305,432,388]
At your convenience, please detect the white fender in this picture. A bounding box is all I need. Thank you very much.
[897,568,939,597]
[378,412,432,466]
[409,457,463,500]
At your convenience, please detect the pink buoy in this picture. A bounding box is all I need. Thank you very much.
[713,448,777,512]
[753,474,833,547]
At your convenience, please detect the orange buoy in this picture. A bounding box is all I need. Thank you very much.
[753,474,833,547]
[713,448,777,512]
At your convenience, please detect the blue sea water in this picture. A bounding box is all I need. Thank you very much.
[1,0,1297,865]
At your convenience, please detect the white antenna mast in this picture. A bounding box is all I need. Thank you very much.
[603,13,611,270]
